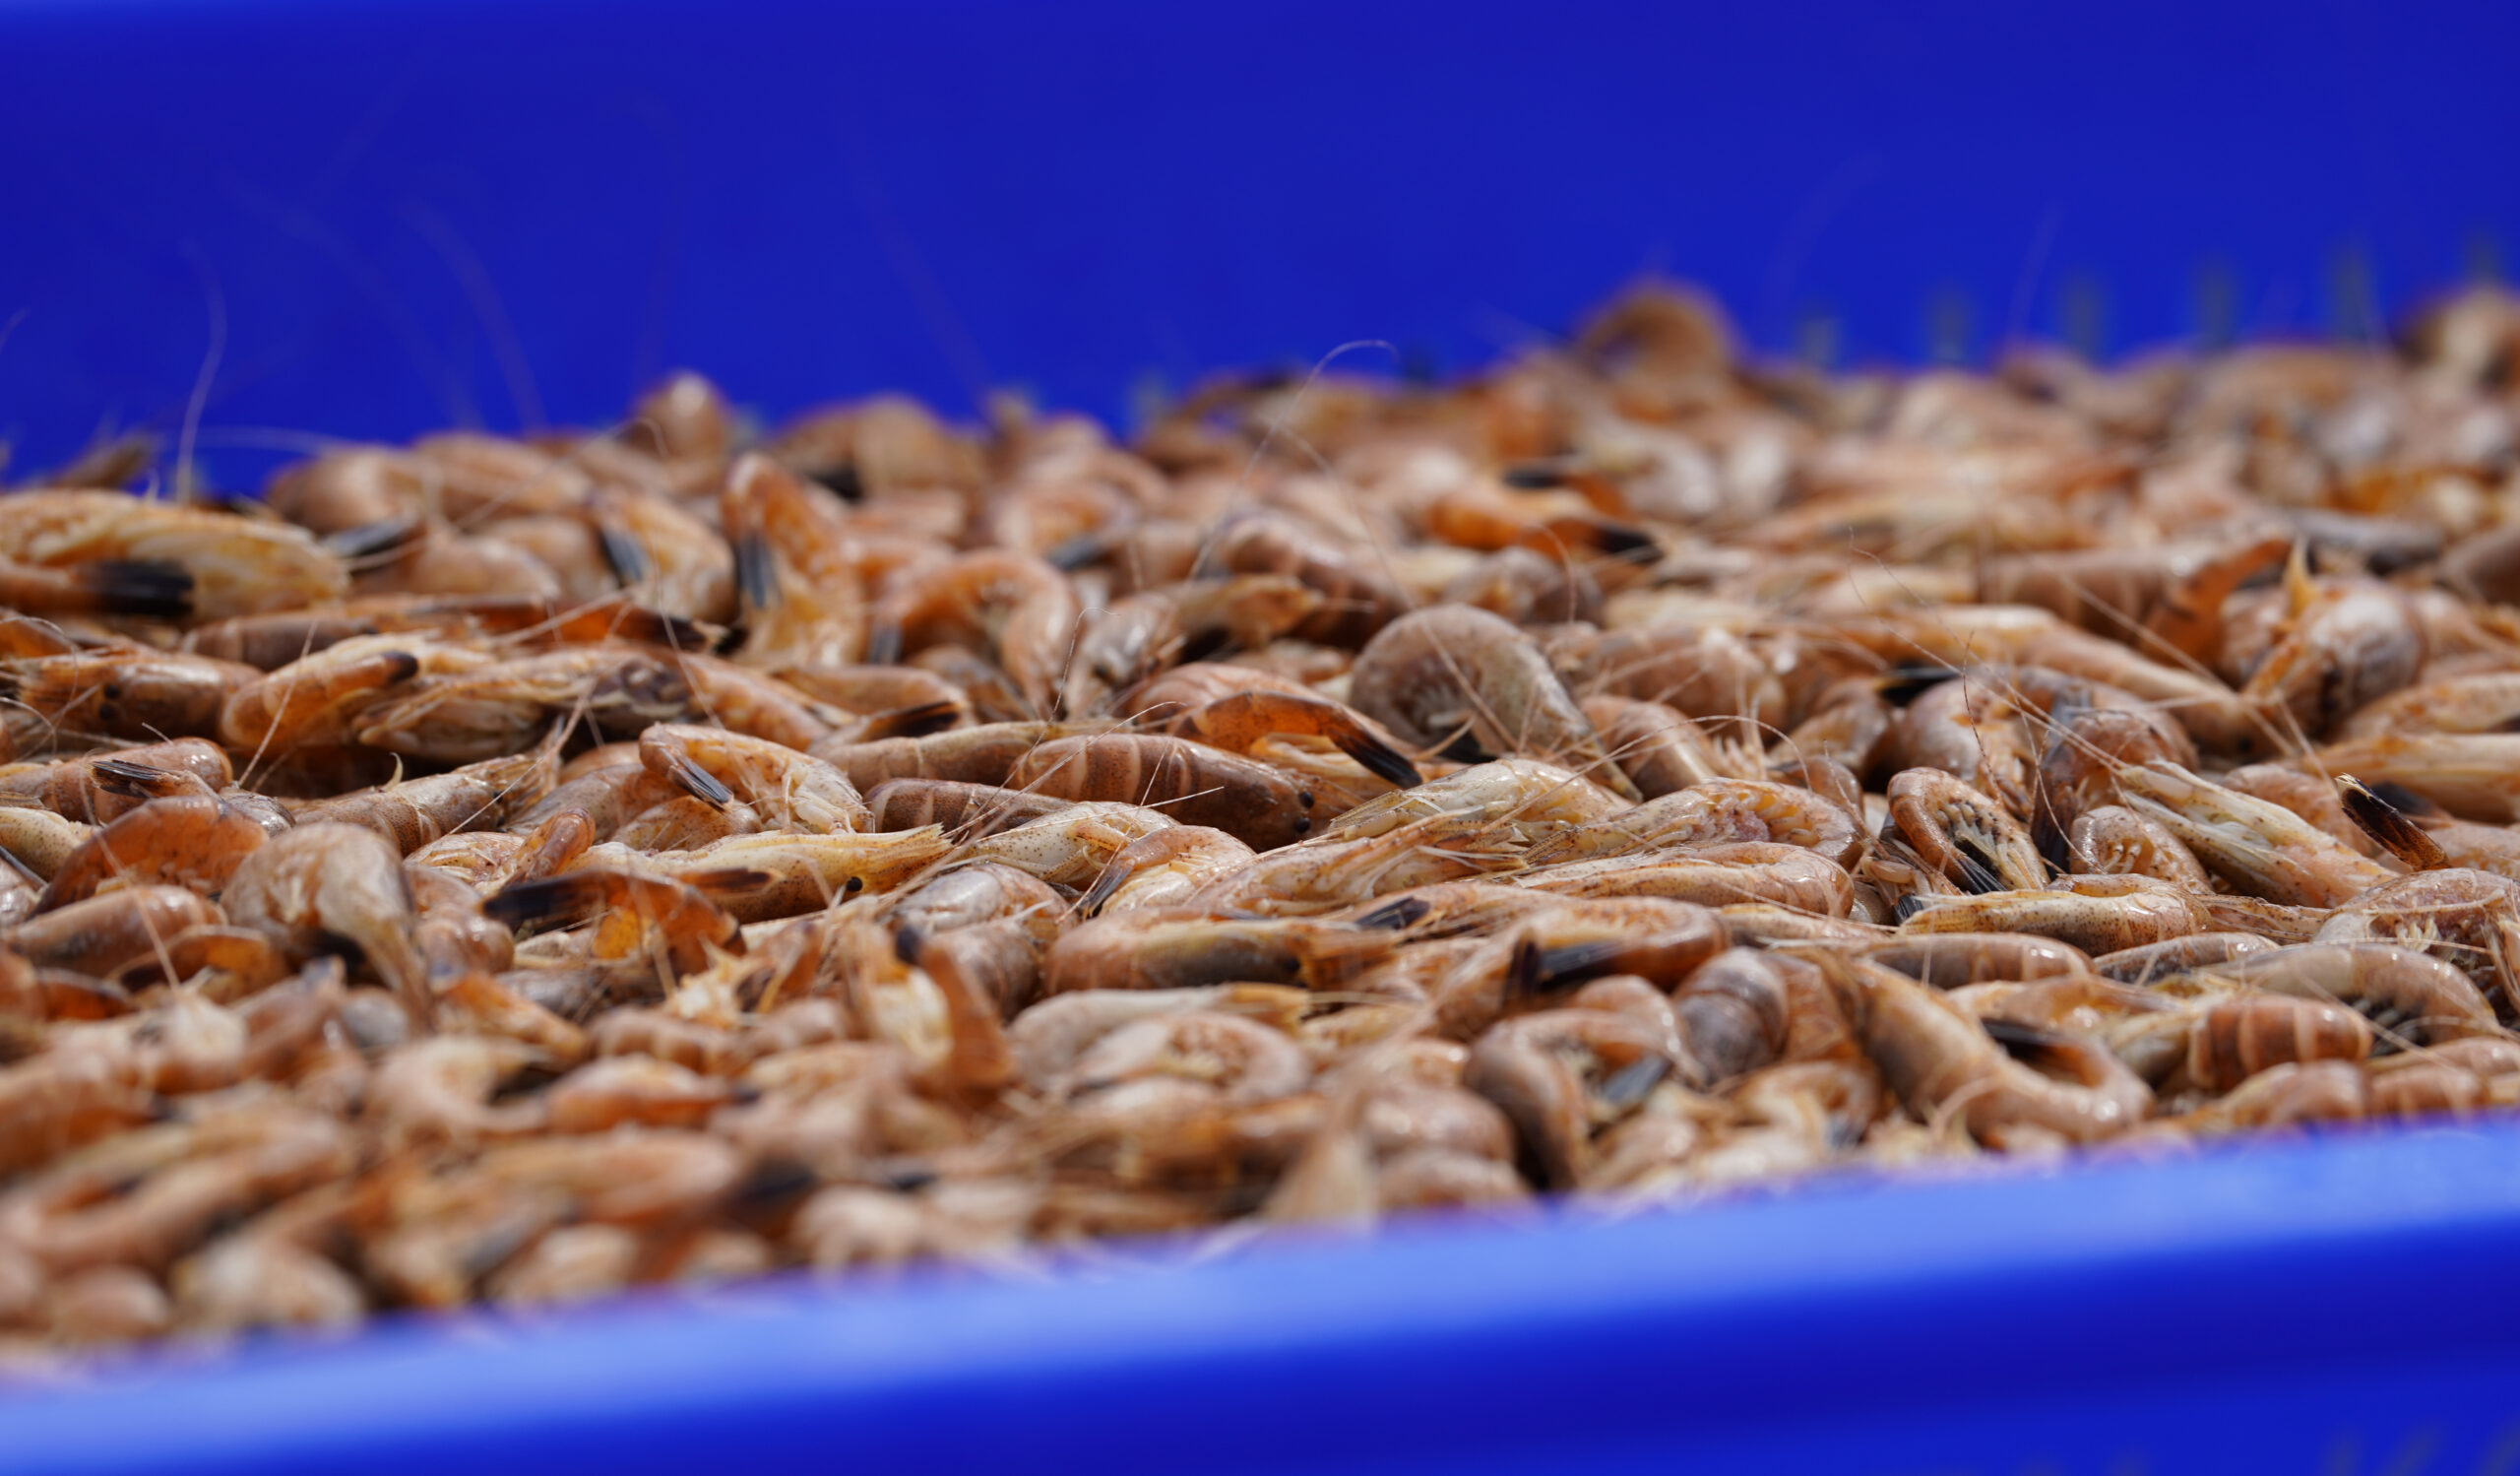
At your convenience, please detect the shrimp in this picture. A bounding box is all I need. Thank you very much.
[958,802,1177,891]
[1040,913,1397,994]
[1900,874,2210,956]
[2236,577,2426,742]
[2308,735,2520,822]
[1063,577,1325,716]
[3,648,260,743]
[637,827,955,921]
[639,723,868,834]
[811,722,1098,792]
[1351,606,1635,799]
[219,635,480,755]
[0,738,231,824]
[2194,942,2499,1048]
[1583,695,1732,799]
[1326,758,1629,845]
[0,490,347,617]
[1168,690,1422,790]
[294,730,563,853]
[863,780,1071,837]
[1836,956,2150,1148]
[1522,843,1856,918]
[2066,805,2214,893]
[350,645,695,762]
[36,796,274,909]
[1885,768,2043,892]
[1007,734,1323,850]
[1201,508,1412,647]
[2112,761,2392,906]
[6,886,221,978]
[1526,778,1860,868]
[2338,672,2520,740]
[1464,1008,1678,1187]
[222,823,431,1020]
[867,550,1080,717]
[0,807,96,881]
[1079,827,1257,916]
[2313,870,2520,1010]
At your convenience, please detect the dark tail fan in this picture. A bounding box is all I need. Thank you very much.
[79,560,194,619]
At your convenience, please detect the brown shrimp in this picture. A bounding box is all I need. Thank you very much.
[1350,605,1636,799]
[1006,733,1325,850]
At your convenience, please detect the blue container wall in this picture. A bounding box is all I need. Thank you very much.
[3,0,2517,483]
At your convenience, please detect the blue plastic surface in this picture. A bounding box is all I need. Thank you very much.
[4,0,2519,481]
[8,2,2520,1469]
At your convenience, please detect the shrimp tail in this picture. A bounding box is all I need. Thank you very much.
[2336,774,2449,870]
[88,759,191,800]
[1335,728,1425,790]
[660,751,735,808]
[74,559,195,618]
[480,873,605,930]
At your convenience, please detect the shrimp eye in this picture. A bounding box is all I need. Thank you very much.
[1292,816,1312,834]
[1296,792,1314,808]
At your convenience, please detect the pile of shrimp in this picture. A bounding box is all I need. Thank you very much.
[2,280,2520,1353]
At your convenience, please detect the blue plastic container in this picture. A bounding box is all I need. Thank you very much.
[5,2,2520,1469]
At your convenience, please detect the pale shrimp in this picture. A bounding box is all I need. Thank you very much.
[2236,577,2426,742]
[1463,1008,1678,1187]
[0,807,95,881]
[1522,843,1856,918]
[2112,761,2392,906]
[958,802,1178,891]
[1850,931,2094,988]
[1547,622,1786,743]
[2066,804,2215,893]
[1527,778,1860,868]
[2308,735,2520,822]
[2195,942,2499,1048]
[2088,932,2275,986]
[639,723,868,834]
[1079,827,1258,917]
[1200,508,1413,648]
[2312,869,2520,1009]
[1582,696,1731,800]
[883,863,1067,949]
[1062,576,1324,716]
[349,645,693,762]
[0,489,347,618]
[1899,874,2210,956]
[5,886,221,978]
[1325,757,1629,846]
[1167,689,1422,790]
[2337,671,2520,740]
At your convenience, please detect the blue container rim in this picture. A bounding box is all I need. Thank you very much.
[10,1115,2520,1473]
